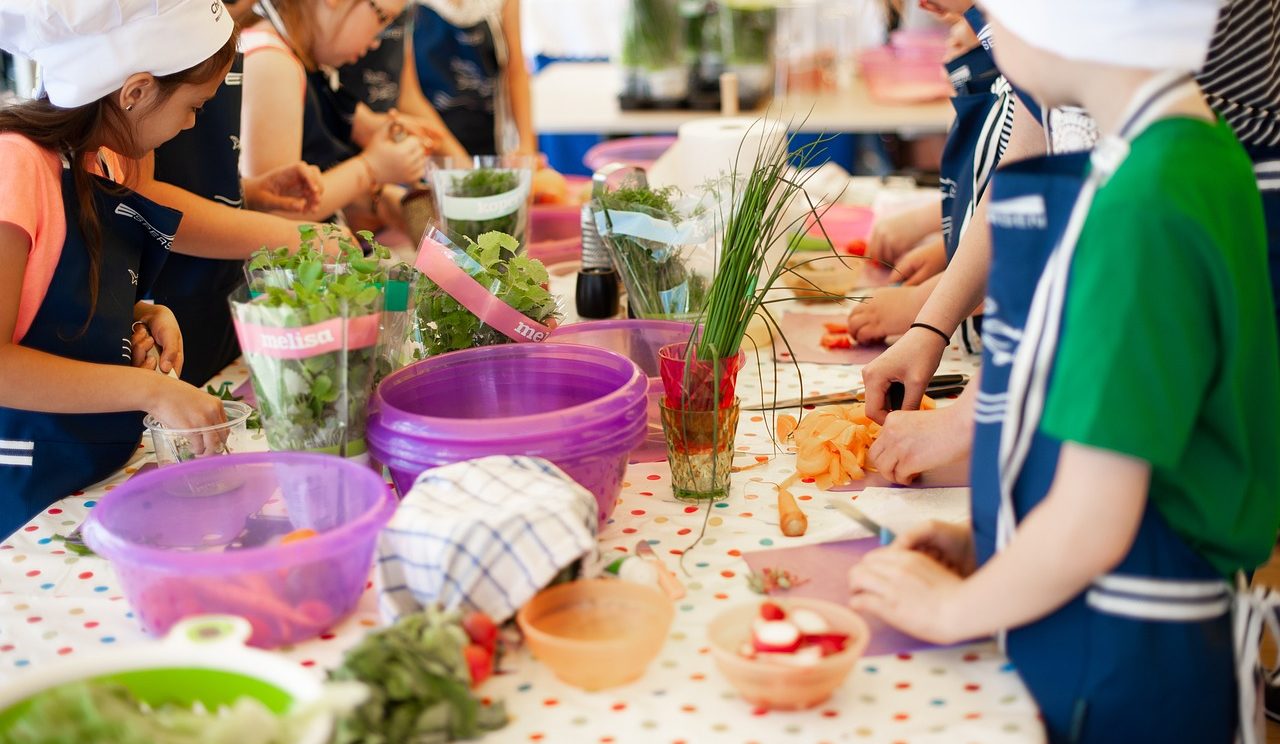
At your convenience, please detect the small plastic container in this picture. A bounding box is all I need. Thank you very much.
[145,400,254,466]
[708,598,870,710]
[367,343,648,527]
[0,616,333,744]
[583,136,677,175]
[529,204,582,267]
[548,320,694,463]
[82,453,396,649]
[516,579,673,690]
[858,46,952,103]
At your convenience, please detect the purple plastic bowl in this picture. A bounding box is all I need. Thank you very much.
[547,320,695,463]
[82,453,395,649]
[583,135,678,174]
[368,343,648,526]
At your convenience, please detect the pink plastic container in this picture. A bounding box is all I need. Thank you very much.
[583,136,677,174]
[859,46,952,103]
[889,28,948,60]
[82,453,395,648]
[548,320,694,463]
[529,204,582,266]
[806,204,874,255]
[367,343,648,527]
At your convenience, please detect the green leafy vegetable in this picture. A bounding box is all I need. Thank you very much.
[439,169,527,245]
[205,381,261,431]
[411,231,559,358]
[621,0,684,71]
[329,607,508,744]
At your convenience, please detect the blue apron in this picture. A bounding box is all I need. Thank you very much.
[338,11,409,114]
[939,57,1014,261]
[972,73,1237,743]
[412,4,499,155]
[1244,143,1280,338]
[0,165,180,537]
[149,54,246,386]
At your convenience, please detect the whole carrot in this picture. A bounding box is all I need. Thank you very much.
[777,485,807,537]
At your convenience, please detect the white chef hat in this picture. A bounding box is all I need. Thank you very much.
[980,0,1222,72]
[0,0,235,109]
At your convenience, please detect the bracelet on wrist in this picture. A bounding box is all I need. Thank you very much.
[909,322,953,346]
[355,155,377,189]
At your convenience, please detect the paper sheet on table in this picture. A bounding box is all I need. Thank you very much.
[743,486,971,657]
[830,460,968,492]
[233,379,256,407]
[774,312,888,365]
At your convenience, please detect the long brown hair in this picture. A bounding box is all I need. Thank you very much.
[0,32,238,336]
[263,0,356,71]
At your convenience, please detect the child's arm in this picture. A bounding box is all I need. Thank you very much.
[850,441,1148,643]
[132,153,320,259]
[0,223,225,430]
[240,46,424,221]
[501,0,537,155]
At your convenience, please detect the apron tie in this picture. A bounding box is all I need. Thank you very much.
[1233,573,1280,744]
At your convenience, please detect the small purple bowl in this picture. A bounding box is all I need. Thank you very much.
[83,453,395,649]
[548,320,695,463]
[368,343,648,527]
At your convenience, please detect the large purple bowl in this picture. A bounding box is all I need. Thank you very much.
[368,343,648,527]
[547,320,695,463]
[82,453,395,649]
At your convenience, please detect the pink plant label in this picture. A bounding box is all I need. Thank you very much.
[415,234,552,343]
[235,314,380,359]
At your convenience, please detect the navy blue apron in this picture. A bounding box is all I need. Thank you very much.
[1244,143,1280,338]
[939,61,1014,261]
[972,73,1237,743]
[412,4,499,155]
[149,54,246,386]
[0,165,180,537]
[338,11,409,114]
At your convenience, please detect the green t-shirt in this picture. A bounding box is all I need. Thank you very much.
[1041,117,1280,578]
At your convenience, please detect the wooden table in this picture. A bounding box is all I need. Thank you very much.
[533,62,955,136]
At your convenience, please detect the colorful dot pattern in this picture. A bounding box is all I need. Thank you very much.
[0,333,1038,741]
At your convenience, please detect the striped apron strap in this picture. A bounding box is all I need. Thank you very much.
[1233,574,1280,744]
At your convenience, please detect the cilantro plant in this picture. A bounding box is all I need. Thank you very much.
[232,227,390,457]
[412,231,560,358]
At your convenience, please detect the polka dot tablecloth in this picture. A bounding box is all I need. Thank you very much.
[0,328,1046,743]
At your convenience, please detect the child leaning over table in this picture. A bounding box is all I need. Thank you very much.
[847,1,1280,742]
[0,0,234,536]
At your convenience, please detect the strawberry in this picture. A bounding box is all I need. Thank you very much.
[462,611,498,655]
[464,643,494,687]
[801,633,850,656]
[759,601,787,621]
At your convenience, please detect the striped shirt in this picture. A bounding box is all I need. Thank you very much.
[1197,0,1280,146]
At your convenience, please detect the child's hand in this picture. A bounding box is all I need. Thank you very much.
[147,378,228,456]
[243,162,323,213]
[363,124,429,186]
[129,321,158,371]
[845,283,930,346]
[868,405,971,483]
[893,234,947,286]
[891,520,975,577]
[386,109,446,154]
[132,303,183,376]
[867,205,940,265]
[848,547,965,644]
[860,321,949,422]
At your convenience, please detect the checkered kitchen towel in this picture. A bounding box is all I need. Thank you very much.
[377,456,599,624]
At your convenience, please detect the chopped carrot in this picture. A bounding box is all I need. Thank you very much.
[777,486,807,537]
[820,332,853,349]
[823,321,848,334]
[790,402,887,490]
[280,528,318,544]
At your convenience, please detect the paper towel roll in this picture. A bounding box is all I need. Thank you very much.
[649,116,787,192]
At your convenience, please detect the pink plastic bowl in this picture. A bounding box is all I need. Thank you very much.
[529,204,582,266]
[548,320,695,463]
[583,136,677,175]
[368,343,648,527]
[859,46,952,103]
[82,453,395,648]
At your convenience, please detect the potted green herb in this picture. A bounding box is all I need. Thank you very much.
[232,230,389,460]
[428,154,536,249]
[620,0,689,103]
[592,174,718,322]
[411,230,560,358]
[720,0,776,101]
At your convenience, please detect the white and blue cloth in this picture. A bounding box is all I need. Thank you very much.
[376,456,599,624]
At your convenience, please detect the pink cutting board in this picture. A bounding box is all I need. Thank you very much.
[830,459,969,492]
[232,379,256,407]
[743,537,952,657]
[774,312,887,365]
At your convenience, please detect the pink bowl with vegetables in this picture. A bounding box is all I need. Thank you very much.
[83,453,395,649]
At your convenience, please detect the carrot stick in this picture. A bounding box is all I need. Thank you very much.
[777,485,808,537]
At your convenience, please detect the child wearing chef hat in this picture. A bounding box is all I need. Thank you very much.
[849,2,1280,742]
[0,0,237,536]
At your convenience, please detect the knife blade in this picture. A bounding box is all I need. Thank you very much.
[635,540,685,600]
[742,373,968,411]
[826,498,895,545]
